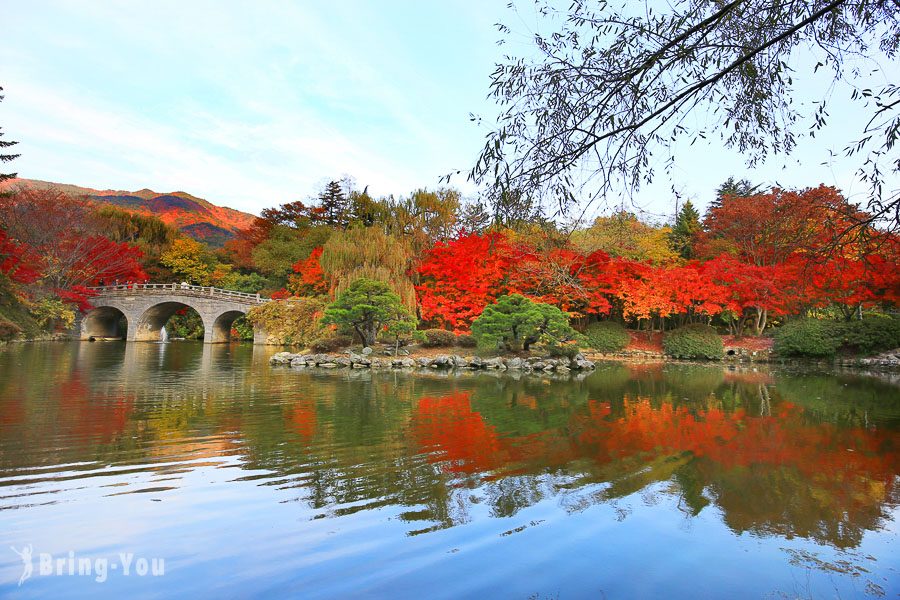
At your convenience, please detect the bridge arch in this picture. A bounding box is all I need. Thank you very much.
[210,310,247,343]
[81,306,128,340]
[134,301,203,342]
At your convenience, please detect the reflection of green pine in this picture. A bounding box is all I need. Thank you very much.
[673,464,710,516]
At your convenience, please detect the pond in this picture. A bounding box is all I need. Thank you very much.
[0,342,897,598]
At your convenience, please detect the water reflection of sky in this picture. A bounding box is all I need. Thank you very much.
[0,342,897,598]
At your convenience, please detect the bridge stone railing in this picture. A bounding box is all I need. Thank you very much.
[86,283,270,304]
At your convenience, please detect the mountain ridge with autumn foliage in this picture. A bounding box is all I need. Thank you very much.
[0,178,256,246]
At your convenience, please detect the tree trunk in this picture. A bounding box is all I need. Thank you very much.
[359,322,377,347]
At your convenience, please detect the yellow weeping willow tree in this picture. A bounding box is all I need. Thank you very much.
[319,227,417,312]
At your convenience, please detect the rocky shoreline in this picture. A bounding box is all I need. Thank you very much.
[270,349,596,372]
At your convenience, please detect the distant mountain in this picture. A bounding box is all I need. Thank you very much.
[0,178,257,246]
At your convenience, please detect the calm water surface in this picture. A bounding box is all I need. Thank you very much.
[0,342,897,598]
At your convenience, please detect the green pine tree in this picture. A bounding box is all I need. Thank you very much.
[321,278,416,347]
[711,177,759,210]
[0,87,20,185]
[471,294,580,352]
[670,200,701,259]
[318,180,348,227]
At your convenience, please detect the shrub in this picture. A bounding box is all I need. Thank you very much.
[309,334,354,352]
[420,328,457,347]
[456,334,476,348]
[546,341,581,358]
[584,321,630,352]
[835,317,900,355]
[166,310,204,339]
[663,324,724,360]
[30,297,75,332]
[773,319,839,358]
[231,316,254,341]
[247,297,327,346]
[472,294,580,352]
[0,319,21,342]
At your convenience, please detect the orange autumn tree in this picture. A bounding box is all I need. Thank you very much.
[506,247,618,318]
[287,247,328,297]
[416,232,514,332]
[692,184,896,329]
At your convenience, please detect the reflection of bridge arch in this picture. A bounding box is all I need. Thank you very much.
[75,284,270,344]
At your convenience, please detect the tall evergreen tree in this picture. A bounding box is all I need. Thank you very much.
[318,180,348,227]
[669,200,701,259]
[712,177,760,210]
[0,87,20,185]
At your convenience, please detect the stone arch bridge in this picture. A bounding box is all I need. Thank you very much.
[74,283,270,344]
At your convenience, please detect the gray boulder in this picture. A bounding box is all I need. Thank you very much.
[574,358,595,370]
[270,352,295,365]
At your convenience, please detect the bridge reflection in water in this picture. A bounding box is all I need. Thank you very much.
[74,283,270,343]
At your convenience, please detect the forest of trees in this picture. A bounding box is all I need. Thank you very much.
[2,170,896,353]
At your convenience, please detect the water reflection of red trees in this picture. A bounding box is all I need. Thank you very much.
[571,397,894,481]
[287,400,317,442]
[56,375,134,443]
[412,393,509,474]
[411,391,897,546]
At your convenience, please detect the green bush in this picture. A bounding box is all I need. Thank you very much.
[30,297,76,332]
[546,341,581,358]
[584,321,630,352]
[456,334,476,348]
[420,328,458,347]
[835,317,900,355]
[247,297,327,346]
[231,316,254,341]
[0,319,21,342]
[663,324,724,360]
[165,310,204,339]
[773,319,839,357]
[309,334,354,352]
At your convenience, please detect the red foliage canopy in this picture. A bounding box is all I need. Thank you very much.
[0,228,39,284]
[287,247,328,296]
[416,233,515,332]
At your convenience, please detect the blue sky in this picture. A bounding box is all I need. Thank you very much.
[2,1,896,220]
